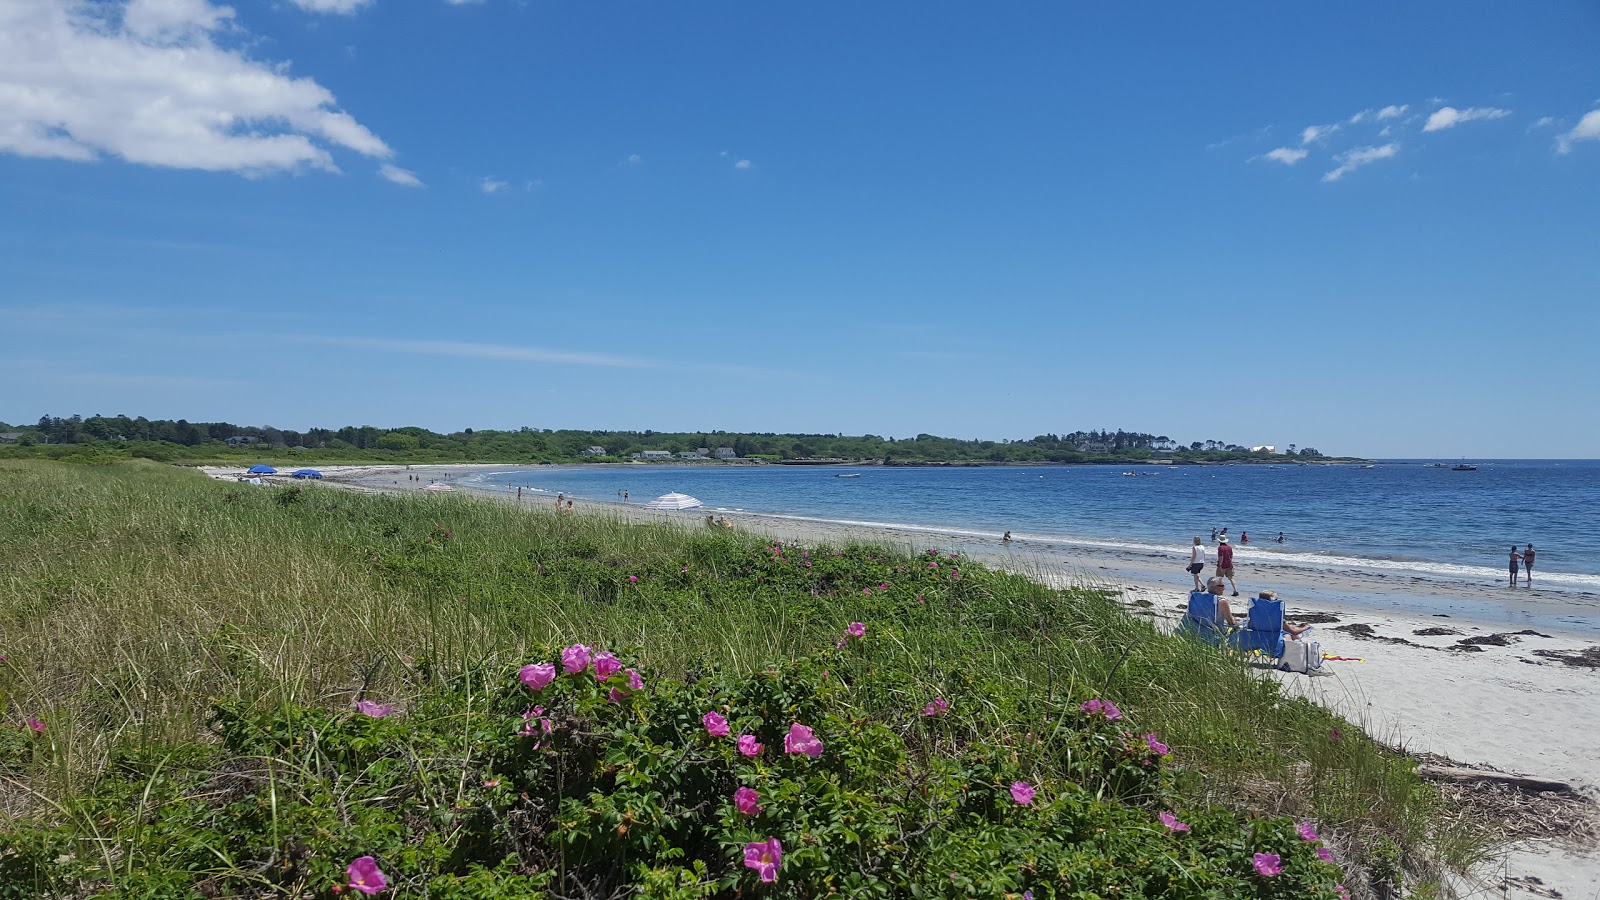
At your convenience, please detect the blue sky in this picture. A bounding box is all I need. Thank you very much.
[3,0,1597,457]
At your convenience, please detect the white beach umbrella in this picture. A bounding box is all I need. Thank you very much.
[422,483,456,492]
[644,492,703,510]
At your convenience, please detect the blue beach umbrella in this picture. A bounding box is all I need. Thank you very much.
[247,465,277,474]
[292,469,323,479]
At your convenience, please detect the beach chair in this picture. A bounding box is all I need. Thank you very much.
[1179,591,1227,646]
[1235,597,1296,661]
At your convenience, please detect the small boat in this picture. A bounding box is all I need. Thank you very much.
[835,473,861,478]
[1452,464,1477,471]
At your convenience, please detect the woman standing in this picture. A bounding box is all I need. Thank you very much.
[1509,545,1522,586]
[1187,536,1207,591]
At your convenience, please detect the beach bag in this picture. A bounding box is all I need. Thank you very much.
[1278,640,1323,674]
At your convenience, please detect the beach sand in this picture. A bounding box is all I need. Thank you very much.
[198,463,1600,898]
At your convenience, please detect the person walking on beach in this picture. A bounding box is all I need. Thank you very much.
[1187,536,1207,591]
[1523,544,1535,584]
[1216,535,1239,596]
[1508,545,1521,586]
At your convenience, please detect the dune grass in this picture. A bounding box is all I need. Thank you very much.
[0,460,1481,896]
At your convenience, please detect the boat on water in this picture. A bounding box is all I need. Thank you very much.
[1452,464,1478,471]
[835,473,861,478]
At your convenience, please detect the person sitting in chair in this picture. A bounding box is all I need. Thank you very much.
[1250,590,1313,640]
[1206,578,1240,627]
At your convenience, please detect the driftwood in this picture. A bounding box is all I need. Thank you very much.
[1418,765,1574,796]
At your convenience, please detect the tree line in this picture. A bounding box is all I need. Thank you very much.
[0,415,1330,464]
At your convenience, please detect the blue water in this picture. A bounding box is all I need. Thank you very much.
[456,461,1600,594]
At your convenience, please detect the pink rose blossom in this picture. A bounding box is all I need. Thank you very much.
[1009,781,1035,805]
[733,786,762,815]
[1316,847,1335,862]
[519,662,557,691]
[743,838,782,883]
[356,700,393,718]
[862,587,872,595]
[593,652,622,681]
[626,668,644,690]
[1159,811,1190,832]
[346,856,388,894]
[1296,821,1320,843]
[878,583,888,591]
[1252,853,1283,877]
[1336,886,1350,900]
[561,643,592,674]
[737,734,763,757]
[922,697,949,717]
[845,622,865,638]
[703,712,730,737]
[1145,733,1169,756]
[930,561,939,568]
[627,575,638,583]
[783,723,823,758]
[607,688,624,703]
[25,716,45,734]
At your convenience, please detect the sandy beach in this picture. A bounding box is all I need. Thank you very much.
[199,463,1600,898]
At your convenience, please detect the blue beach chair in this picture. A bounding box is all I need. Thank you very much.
[1235,597,1287,659]
[1180,591,1228,646]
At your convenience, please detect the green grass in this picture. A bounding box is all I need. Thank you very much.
[0,460,1480,896]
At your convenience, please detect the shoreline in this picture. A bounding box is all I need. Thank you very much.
[197,461,1600,896]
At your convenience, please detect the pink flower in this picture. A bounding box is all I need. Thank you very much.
[682,565,689,573]
[626,668,644,690]
[737,734,763,757]
[1296,821,1320,843]
[1252,853,1283,877]
[519,662,557,691]
[1009,781,1035,805]
[783,723,823,758]
[356,700,393,718]
[25,716,45,734]
[801,551,809,558]
[1159,811,1190,832]
[607,688,624,703]
[845,622,865,638]
[929,561,939,568]
[916,594,925,603]
[703,712,730,737]
[593,652,623,681]
[743,838,782,883]
[1336,886,1350,900]
[627,575,638,583]
[862,587,872,595]
[1316,847,1335,862]
[877,583,888,591]
[922,697,948,717]
[734,786,762,815]
[949,552,958,559]
[835,639,847,649]
[1145,733,1168,756]
[346,856,388,894]
[804,561,812,568]
[561,643,592,674]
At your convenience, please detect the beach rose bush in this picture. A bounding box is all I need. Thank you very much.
[0,642,1347,899]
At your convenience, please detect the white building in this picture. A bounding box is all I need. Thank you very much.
[713,447,738,460]
[579,445,608,456]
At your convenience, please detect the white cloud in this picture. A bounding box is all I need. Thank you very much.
[1376,105,1408,120]
[1262,147,1308,165]
[1321,143,1399,182]
[1348,109,1371,124]
[1301,124,1339,144]
[1556,109,1600,153]
[379,163,423,187]
[1532,116,1557,129]
[291,335,651,368]
[0,0,394,175]
[287,0,373,13]
[733,158,751,170]
[481,177,507,194]
[625,153,642,164]
[1423,106,1511,132]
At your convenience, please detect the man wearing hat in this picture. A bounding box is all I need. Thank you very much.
[1215,535,1239,597]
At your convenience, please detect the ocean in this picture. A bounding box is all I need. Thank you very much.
[454,460,1600,595]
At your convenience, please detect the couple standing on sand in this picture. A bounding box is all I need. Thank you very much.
[1187,535,1240,596]
[1510,544,1535,586]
